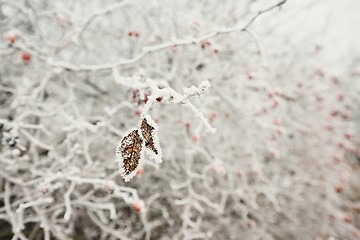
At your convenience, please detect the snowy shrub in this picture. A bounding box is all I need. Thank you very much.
[0,0,359,239]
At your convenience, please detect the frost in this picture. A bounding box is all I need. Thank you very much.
[183,80,211,97]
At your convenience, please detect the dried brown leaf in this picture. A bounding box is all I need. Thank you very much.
[116,128,144,180]
[140,118,157,154]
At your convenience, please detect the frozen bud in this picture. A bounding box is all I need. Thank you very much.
[133,200,144,213]
[199,80,211,90]
[39,184,49,194]
[200,40,211,49]
[184,86,198,95]
[103,180,115,194]
[7,138,17,148]
[158,83,167,89]
[185,122,191,129]
[12,148,21,157]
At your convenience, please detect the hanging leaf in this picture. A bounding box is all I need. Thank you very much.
[116,128,144,182]
[138,115,162,163]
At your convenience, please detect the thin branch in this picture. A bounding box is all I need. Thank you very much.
[46,0,288,72]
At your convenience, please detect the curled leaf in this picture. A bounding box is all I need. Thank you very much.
[138,115,162,163]
[116,128,144,182]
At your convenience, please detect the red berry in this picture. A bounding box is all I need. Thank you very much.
[209,112,217,122]
[144,95,149,103]
[335,184,344,193]
[333,154,342,163]
[247,71,254,80]
[192,134,200,143]
[276,127,285,136]
[135,109,142,116]
[330,110,338,117]
[267,90,275,98]
[328,214,336,221]
[22,52,32,63]
[133,201,143,213]
[344,133,352,139]
[338,142,345,149]
[137,168,144,175]
[353,231,360,238]
[7,35,16,44]
[270,149,279,158]
[337,93,345,102]
[343,214,352,223]
[272,100,279,108]
[325,124,333,132]
[247,219,255,229]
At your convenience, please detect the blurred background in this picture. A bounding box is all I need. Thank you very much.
[0,0,359,239]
